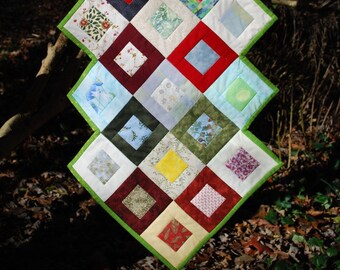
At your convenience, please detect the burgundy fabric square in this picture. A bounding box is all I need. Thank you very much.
[176,167,241,232]
[106,168,172,234]
[100,24,164,93]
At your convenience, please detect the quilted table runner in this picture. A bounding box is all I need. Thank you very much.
[59,0,282,269]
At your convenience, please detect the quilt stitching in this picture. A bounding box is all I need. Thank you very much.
[59,0,281,269]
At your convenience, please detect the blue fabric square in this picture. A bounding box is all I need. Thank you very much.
[118,115,153,150]
[220,1,254,38]
[185,40,219,74]
[107,0,148,21]
[187,113,222,147]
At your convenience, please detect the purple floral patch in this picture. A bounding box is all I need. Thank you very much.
[225,148,260,180]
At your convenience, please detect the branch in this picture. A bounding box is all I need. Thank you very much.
[0,33,86,158]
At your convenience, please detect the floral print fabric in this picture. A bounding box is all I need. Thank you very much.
[87,149,120,184]
[187,113,223,147]
[151,78,185,112]
[86,79,116,114]
[118,115,152,150]
[148,3,183,39]
[190,184,225,217]
[225,147,260,180]
[114,42,148,77]
[180,0,219,19]
[122,185,156,219]
[158,219,192,251]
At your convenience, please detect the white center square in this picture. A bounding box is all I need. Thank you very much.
[151,78,185,112]
[190,184,225,217]
[114,42,147,77]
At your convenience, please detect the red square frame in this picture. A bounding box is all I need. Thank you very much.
[106,168,172,234]
[176,167,241,232]
[100,24,164,93]
[168,22,238,92]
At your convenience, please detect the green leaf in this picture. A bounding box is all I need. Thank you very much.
[292,233,305,244]
[275,195,292,210]
[280,215,294,226]
[315,193,332,209]
[265,209,277,224]
[326,247,338,257]
[312,254,328,270]
[307,237,324,248]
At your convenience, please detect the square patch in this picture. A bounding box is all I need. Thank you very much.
[87,149,120,184]
[71,133,136,201]
[208,130,281,196]
[114,42,148,77]
[155,149,189,183]
[180,0,219,19]
[102,98,168,165]
[187,113,223,148]
[118,115,153,150]
[61,0,129,59]
[168,22,238,92]
[135,60,201,130]
[141,202,208,269]
[151,78,184,113]
[106,168,172,234]
[176,167,241,232]
[69,62,132,131]
[148,3,183,39]
[190,184,225,217]
[122,185,156,219]
[203,0,277,54]
[171,96,239,164]
[139,133,205,200]
[185,40,220,75]
[131,0,200,57]
[204,57,278,129]
[158,219,192,251]
[106,0,148,21]
[100,24,164,93]
[225,147,260,180]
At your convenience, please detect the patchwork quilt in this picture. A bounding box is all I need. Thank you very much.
[58,0,282,269]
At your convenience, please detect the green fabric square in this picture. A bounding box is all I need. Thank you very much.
[171,96,239,164]
[226,78,256,111]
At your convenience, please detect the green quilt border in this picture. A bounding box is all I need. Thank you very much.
[67,60,99,132]
[241,0,278,55]
[57,0,97,61]
[240,56,279,131]
[68,130,282,270]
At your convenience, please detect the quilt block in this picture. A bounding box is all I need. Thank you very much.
[59,0,281,269]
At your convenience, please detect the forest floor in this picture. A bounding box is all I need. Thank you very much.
[0,1,339,270]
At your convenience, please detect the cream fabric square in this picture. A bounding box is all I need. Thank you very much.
[131,0,200,57]
[139,133,205,199]
[208,131,279,197]
[141,202,208,268]
[64,0,129,59]
[203,0,272,54]
[72,133,136,201]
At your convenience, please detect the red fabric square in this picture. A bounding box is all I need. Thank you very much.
[176,167,241,232]
[168,22,238,92]
[106,168,172,234]
[100,24,164,93]
[158,219,192,251]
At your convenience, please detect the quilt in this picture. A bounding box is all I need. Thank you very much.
[58,0,282,269]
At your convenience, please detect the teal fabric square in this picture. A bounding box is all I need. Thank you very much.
[118,115,153,150]
[187,113,222,147]
[148,3,183,39]
[185,40,219,74]
[220,1,254,38]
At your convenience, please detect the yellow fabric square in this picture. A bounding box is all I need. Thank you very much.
[155,149,188,182]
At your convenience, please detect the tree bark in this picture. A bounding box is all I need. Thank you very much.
[0,33,86,158]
